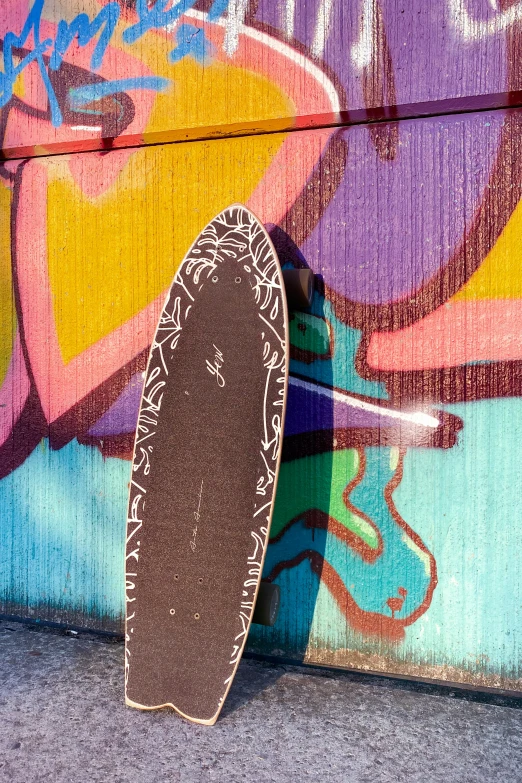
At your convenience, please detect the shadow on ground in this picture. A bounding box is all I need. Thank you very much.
[1,620,522,783]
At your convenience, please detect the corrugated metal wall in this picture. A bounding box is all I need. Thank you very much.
[1,0,521,692]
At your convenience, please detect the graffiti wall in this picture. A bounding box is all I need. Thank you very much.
[1,0,522,691]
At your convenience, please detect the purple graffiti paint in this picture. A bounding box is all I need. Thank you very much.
[301,112,503,303]
[88,372,143,436]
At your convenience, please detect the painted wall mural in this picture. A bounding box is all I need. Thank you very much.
[1,0,522,691]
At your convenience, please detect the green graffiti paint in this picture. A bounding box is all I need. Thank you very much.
[289,312,330,358]
[272,449,380,551]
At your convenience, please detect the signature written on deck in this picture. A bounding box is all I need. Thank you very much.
[190,479,204,552]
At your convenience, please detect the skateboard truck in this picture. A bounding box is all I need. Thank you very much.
[252,581,280,627]
[251,269,313,630]
[282,268,314,310]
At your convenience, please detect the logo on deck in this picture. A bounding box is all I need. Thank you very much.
[206,345,225,387]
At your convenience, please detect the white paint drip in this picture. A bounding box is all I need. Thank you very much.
[289,376,440,428]
[283,0,296,40]
[223,0,249,56]
[448,0,522,41]
[351,0,376,70]
[311,0,334,58]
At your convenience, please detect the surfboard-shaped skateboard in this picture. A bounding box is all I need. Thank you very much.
[124,205,312,725]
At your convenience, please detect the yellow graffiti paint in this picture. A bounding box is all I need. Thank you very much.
[46,134,286,364]
[146,53,294,138]
[118,21,295,137]
[389,447,400,472]
[454,196,522,300]
[12,70,25,100]
[0,181,14,386]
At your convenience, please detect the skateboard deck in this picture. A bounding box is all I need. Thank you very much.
[125,204,289,725]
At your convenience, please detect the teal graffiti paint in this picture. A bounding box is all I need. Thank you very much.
[0,440,126,626]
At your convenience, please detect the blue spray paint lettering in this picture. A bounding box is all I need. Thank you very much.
[0,0,231,129]
[169,24,214,65]
[70,77,169,110]
[207,0,230,23]
[50,3,121,72]
[122,0,198,45]
[122,0,226,59]
[0,0,58,123]
[0,0,166,127]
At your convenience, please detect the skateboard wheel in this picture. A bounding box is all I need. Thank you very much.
[282,269,313,310]
[252,581,280,627]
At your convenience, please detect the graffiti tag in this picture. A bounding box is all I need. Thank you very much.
[0,0,228,128]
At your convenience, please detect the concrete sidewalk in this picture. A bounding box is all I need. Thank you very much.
[1,620,521,783]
